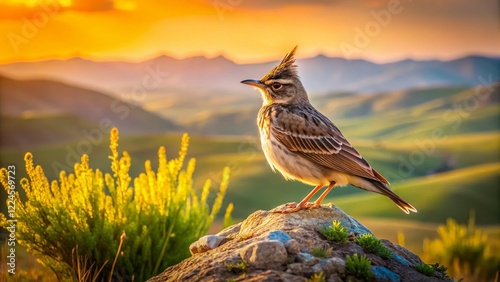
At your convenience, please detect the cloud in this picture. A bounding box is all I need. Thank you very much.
[0,0,135,19]
[70,0,115,11]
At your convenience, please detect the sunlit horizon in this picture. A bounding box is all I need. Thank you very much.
[0,0,498,65]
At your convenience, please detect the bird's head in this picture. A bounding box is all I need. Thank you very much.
[241,46,308,105]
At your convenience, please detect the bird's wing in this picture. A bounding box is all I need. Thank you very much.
[271,106,389,184]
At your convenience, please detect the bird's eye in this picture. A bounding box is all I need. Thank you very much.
[271,82,282,90]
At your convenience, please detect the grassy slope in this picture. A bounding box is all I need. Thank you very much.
[384,132,500,169]
[0,114,99,147]
[163,85,499,143]
[313,86,469,119]
[1,132,498,223]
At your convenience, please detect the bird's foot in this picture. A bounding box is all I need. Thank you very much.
[278,202,321,214]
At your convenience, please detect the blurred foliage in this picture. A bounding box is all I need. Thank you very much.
[306,272,326,282]
[223,202,234,229]
[0,128,232,281]
[423,212,500,281]
[0,240,58,282]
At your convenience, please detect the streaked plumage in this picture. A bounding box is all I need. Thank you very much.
[241,46,417,214]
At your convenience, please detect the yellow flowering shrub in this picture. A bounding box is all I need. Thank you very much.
[0,128,232,281]
[422,214,500,281]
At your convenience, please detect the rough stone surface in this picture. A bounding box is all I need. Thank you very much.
[284,239,300,254]
[311,257,345,277]
[372,266,400,282]
[296,252,320,266]
[286,262,313,276]
[148,204,452,282]
[261,230,291,243]
[239,240,288,269]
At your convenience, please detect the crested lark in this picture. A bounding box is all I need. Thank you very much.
[241,46,417,214]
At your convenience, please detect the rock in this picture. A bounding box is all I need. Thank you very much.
[284,239,300,254]
[296,252,319,265]
[148,204,453,282]
[239,240,288,269]
[189,235,226,255]
[372,266,400,282]
[217,223,241,237]
[326,273,344,282]
[286,262,312,276]
[261,230,291,243]
[311,257,345,277]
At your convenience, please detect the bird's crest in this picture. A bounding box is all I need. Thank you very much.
[261,46,298,81]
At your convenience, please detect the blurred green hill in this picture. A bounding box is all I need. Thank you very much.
[0,78,498,228]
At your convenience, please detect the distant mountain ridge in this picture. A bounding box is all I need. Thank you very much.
[0,54,498,96]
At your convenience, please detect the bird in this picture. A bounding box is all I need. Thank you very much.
[240,46,417,214]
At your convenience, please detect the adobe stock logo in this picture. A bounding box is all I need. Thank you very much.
[7,0,62,54]
[212,0,244,21]
[389,74,497,181]
[340,0,406,59]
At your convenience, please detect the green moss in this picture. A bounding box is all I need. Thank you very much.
[355,234,392,259]
[311,246,332,258]
[414,262,434,276]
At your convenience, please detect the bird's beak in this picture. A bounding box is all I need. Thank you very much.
[241,79,265,90]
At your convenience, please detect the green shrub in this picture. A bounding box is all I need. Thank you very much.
[415,262,434,276]
[306,272,326,282]
[345,254,373,281]
[356,234,392,259]
[311,246,332,258]
[422,213,500,281]
[321,220,348,244]
[0,128,232,281]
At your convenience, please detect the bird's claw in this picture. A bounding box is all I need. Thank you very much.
[278,202,321,213]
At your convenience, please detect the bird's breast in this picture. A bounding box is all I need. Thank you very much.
[257,106,329,186]
[257,106,272,137]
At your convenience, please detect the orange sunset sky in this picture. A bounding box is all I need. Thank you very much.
[0,0,499,64]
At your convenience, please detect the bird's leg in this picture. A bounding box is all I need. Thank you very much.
[281,184,324,213]
[312,181,336,207]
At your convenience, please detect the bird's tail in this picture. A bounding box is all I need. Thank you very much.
[368,179,417,214]
[351,176,417,214]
